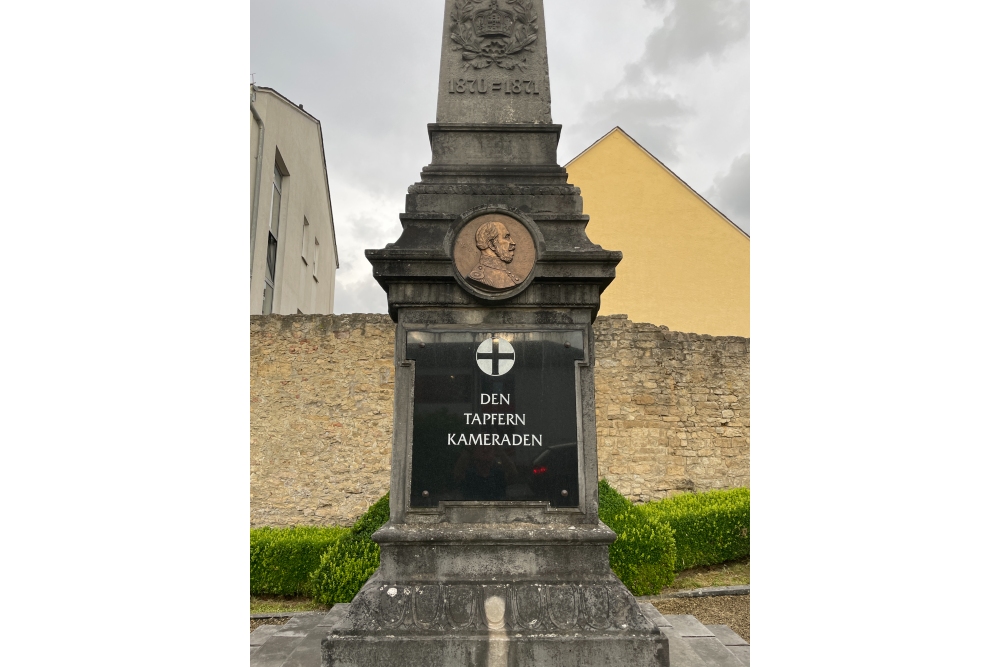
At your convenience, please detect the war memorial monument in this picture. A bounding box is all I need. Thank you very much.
[321,1,678,664]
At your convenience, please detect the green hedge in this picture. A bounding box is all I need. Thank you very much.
[638,487,750,570]
[250,486,749,604]
[309,494,389,605]
[598,480,676,595]
[250,525,349,596]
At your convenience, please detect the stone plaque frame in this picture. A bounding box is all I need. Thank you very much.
[393,320,595,525]
[446,205,542,301]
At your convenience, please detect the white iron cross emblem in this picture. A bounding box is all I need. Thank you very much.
[476,337,515,376]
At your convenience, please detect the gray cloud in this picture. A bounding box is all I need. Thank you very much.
[706,152,750,233]
[637,0,749,72]
[250,1,749,314]
[335,275,390,315]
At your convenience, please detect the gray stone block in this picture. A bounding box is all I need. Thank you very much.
[251,632,309,667]
[280,620,339,667]
[670,585,749,599]
[274,612,326,637]
[705,624,748,646]
[250,624,280,646]
[661,614,716,637]
[657,627,708,667]
[681,637,746,667]
[323,632,668,667]
[638,602,671,628]
[727,644,750,666]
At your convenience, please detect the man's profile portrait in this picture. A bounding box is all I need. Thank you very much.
[467,220,523,290]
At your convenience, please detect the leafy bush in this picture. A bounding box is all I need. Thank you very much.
[309,493,389,605]
[639,487,749,570]
[250,525,349,596]
[350,493,390,540]
[598,480,676,595]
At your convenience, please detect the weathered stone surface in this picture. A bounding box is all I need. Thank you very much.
[594,314,750,503]
[250,314,749,527]
[250,314,395,527]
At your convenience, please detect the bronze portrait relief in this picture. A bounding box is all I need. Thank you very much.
[453,212,537,296]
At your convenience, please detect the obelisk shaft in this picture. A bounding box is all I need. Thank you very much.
[436,0,552,124]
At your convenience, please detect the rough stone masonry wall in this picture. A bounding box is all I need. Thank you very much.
[593,314,749,503]
[251,315,396,527]
[250,314,749,526]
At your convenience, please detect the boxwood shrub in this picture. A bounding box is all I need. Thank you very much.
[638,487,750,570]
[250,525,349,596]
[309,493,389,605]
[250,486,749,604]
[598,480,676,595]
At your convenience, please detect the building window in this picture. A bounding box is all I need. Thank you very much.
[263,162,284,314]
[313,238,320,281]
[301,217,310,264]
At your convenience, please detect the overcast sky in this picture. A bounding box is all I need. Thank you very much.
[249,0,749,314]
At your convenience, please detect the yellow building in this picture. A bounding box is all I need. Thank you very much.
[566,127,749,337]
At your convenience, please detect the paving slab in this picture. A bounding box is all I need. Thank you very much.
[273,612,326,637]
[658,627,709,667]
[251,632,310,667]
[683,636,747,667]
[638,602,672,627]
[661,614,716,637]
[251,624,281,646]
[727,644,750,666]
[315,604,349,628]
[705,624,748,646]
[280,606,351,667]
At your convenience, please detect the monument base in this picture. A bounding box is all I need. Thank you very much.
[322,630,668,667]
[321,522,669,667]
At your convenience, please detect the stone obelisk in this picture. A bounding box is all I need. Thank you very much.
[323,1,669,664]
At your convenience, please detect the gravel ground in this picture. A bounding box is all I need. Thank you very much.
[652,594,749,644]
[251,617,291,632]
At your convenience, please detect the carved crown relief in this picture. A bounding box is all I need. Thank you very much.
[450,0,538,71]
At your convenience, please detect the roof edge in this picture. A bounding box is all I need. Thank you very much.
[566,126,749,240]
[252,85,322,125]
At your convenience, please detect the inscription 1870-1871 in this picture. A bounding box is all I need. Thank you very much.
[447,77,542,95]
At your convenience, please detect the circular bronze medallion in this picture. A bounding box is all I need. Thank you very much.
[453,213,537,296]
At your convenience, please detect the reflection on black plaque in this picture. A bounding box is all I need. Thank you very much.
[407,330,584,508]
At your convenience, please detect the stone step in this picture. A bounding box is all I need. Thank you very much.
[278,605,350,667]
[637,606,748,667]
[251,624,282,659]
[250,612,327,667]
[261,604,745,666]
[705,625,749,666]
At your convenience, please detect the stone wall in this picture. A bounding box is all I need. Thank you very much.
[251,314,396,527]
[250,314,749,526]
[593,315,750,502]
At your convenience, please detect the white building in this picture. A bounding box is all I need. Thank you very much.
[250,85,338,314]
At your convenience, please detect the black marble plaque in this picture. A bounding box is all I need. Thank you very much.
[407,330,584,508]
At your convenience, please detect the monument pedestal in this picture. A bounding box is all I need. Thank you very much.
[323,524,668,666]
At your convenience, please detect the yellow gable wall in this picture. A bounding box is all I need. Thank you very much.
[566,128,750,337]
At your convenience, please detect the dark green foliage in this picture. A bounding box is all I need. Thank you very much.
[639,487,750,570]
[598,480,676,595]
[350,493,390,540]
[309,531,381,605]
[250,525,349,596]
[308,493,390,605]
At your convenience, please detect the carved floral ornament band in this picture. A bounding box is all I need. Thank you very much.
[451,0,538,71]
[360,582,647,633]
